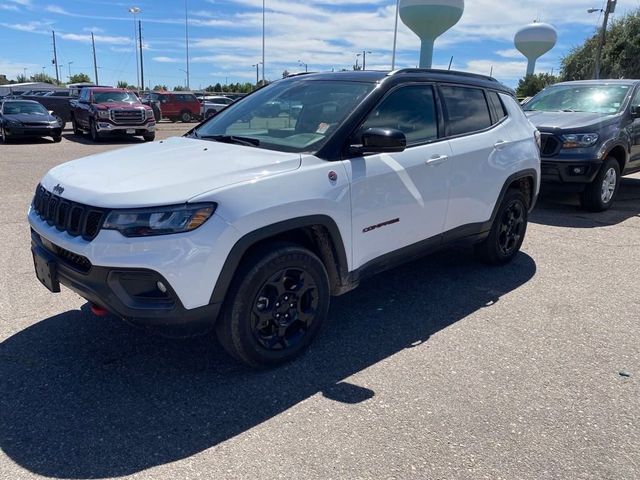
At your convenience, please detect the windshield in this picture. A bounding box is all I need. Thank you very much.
[93,91,138,104]
[2,102,48,115]
[524,84,632,114]
[193,80,374,153]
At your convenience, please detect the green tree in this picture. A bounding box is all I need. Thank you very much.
[561,8,640,80]
[117,80,129,89]
[16,74,28,83]
[213,82,222,92]
[29,73,57,84]
[69,73,92,84]
[173,85,186,91]
[153,85,168,91]
[516,73,559,98]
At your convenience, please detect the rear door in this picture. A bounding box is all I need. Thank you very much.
[343,83,454,269]
[628,85,640,171]
[440,85,517,231]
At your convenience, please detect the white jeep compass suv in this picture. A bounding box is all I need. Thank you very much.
[29,70,541,367]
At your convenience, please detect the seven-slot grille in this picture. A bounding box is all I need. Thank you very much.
[32,184,106,241]
[110,109,145,124]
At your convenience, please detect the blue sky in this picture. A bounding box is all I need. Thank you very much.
[0,0,638,89]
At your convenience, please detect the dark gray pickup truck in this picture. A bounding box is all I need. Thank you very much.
[524,80,640,211]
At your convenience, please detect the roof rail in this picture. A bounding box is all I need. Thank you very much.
[285,71,316,78]
[387,68,499,83]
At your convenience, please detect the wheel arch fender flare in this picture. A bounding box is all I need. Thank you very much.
[490,169,539,224]
[209,215,350,305]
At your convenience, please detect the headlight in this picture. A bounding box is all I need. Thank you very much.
[561,133,599,149]
[97,110,110,118]
[7,120,22,127]
[145,108,154,119]
[103,203,216,237]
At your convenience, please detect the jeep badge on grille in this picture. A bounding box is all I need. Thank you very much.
[53,184,64,195]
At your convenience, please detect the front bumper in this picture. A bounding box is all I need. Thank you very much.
[28,206,241,332]
[5,126,62,137]
[31,229,221,334]
[541,157,603,190]
[95,121,155,134]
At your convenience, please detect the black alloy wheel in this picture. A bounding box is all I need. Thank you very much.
[180,111,192,123]
[251,267,320,351]
[475,188,528,265]
[216,243,330,368]
[0,126,7,143]
[71,117,82,136]
[497,200,525,257]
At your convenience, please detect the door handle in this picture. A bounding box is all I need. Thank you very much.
[425,154,448,166]
[494,140,509,150]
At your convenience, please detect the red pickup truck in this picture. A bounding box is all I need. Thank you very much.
[70,87,156,142]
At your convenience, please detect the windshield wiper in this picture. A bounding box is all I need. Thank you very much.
[199,134,260,147]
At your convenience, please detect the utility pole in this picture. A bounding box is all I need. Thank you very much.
[391,0,400,69]
[252,63,259,88]
[139,20,145,91]
[128,7,141,88]
[52,30,60,84]
[91,32,99,84]
[185,0,190,90]
[594,0,616,79]
[261,0,265,84]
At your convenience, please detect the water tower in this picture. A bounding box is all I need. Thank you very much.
[399,0,465,69]
[514,22,557,76]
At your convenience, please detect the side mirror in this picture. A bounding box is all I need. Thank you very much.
[631,105,640,118]
[352,128,406,154]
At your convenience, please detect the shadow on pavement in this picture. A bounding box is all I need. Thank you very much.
[0,248,536,478]
[531,177,640,228]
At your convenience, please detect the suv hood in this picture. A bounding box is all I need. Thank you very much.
[41,136,302,208]
[524,110,618,130]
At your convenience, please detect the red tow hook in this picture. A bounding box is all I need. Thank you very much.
[90,304,109,317]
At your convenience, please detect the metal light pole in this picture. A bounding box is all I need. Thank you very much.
[67,61,73,80]
[356,51,372,70]
[589,0,617,80]
[185,0,190,90]
[128,7,141,88]
[252,63,260,88]
[297,59,308,72]
[391,0,400,69]
[179,69,188,89]
[261,0,265,84]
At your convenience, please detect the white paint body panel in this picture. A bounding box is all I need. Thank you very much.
[29,91,540,312]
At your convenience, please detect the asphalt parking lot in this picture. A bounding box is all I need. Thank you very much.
[1,123,639,479]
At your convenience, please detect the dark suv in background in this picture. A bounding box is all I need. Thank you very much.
[524,80,640,211]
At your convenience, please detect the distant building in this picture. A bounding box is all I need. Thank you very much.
[0,74,7,85]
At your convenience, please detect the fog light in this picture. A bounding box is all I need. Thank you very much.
[570,166,587,175]
[156,281,167,293]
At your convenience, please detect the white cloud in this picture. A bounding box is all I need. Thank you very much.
[496,49,522,59]
[83,26,105,33]
[153,56,182,63]
[58,32,132,45]
[0,58,40,79]
[0,5,19,11]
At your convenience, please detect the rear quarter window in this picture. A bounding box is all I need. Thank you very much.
[440,85,493,136]
[487,91,508,122]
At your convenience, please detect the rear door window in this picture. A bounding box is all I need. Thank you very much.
[487,91,508,123]
[440,85,492,136]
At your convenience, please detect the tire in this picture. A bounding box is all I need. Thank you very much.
[180,111,192,123]
[89,119,101,142]
[52,135,62,143]
[580,157,620,212]
[71,117,83,136]
[475,188,528,265]
[215,243,330,368]
[143,132,155,142]
[53,114,64,128]
[0,126,8,144]
[206,109,217,119]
